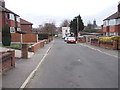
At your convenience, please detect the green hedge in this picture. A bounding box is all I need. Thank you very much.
[38,34,49,40]
[2,26,11,46]
[98,36,120,43]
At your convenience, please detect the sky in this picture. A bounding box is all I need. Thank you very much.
[4,0,120,27]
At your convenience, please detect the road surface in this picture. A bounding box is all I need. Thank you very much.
[26,38,118,88]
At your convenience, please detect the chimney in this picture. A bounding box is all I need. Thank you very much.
[0,0,5,8]
[118,1,120,12]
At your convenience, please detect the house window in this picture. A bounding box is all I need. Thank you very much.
[10,27,15,33]
[109,32,118,36]
[66,30,67,33]
[17,28,21,31]
[109,19,116,26]
[9,13,15,21]
[103,20,109,27]
[117,18,120,25]
[16,17,20,22]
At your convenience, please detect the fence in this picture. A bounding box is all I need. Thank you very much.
[11,33,38,43]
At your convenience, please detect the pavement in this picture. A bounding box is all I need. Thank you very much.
[78,42,118,58]
[2,41,54,88]
[2,40,119,88]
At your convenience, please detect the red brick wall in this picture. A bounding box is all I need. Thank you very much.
[31,40,45,52]
[1,50,15,73]
[117,25,120,35]
[17,22,21,28]
[102,26,109,32]
[91,41,118,50]
[7,20,16,27]
[102,25,120,34]
[21,24,32,32]
[109,26,117,32]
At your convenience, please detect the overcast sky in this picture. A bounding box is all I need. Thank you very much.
[4,0,120,27]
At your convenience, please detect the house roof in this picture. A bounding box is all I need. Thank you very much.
[20,18,33,25]
[0,6,19,16]
[104,12,120,21]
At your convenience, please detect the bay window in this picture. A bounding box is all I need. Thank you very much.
[17,28,21,31]
[109,19,116,26]
[10,27,15,33]
[9,13,15,21]
[117,18,120,25]
[103,20,109,27]
[16,16,20,22]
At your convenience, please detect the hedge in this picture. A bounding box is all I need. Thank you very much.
[98,36,120,44]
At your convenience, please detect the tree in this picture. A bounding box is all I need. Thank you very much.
[2,25,11,46]
[70,18,77,37]
[60,19,70,27]
[70,14,84,37]
[43,23,56,34]
[77,15,84,32]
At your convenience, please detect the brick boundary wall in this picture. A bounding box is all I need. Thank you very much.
[30,38,53,53]
[91,40,118,50]
[77,37,86,43]
[0,50,15,73]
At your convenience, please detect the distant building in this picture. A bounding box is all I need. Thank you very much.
[102,2,120,36]
[62,27,70,38]
[84,20,101,30]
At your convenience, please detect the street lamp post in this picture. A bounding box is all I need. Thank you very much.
[76,17,79,41]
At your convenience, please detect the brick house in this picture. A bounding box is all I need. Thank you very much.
[20,18,33,32]
[0,0,21,35]
[102,2,120,36]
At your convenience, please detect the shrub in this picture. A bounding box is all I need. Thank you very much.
[38,34,49,40]
[2,26,11,46]
[98,36,120,44]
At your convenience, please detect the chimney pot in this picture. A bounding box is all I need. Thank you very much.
[0,0,5,8]
[118,2,120,12]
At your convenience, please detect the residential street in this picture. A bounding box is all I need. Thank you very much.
[26,38,118,88]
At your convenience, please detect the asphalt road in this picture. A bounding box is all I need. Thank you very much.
[26,38,118,88]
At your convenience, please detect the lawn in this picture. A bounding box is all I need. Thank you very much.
[0,44,33,50]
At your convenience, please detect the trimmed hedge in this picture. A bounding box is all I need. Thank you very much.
[38,34,49,40]
[2,26,11,46]
[98,36,120,44]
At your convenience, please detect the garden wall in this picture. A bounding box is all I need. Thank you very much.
[0,50,15,73]
[91,40,118,50]
[30,38,53,53]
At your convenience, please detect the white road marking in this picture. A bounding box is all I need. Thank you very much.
[19,41,54,90]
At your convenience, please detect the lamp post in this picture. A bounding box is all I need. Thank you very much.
[76,17,79,41]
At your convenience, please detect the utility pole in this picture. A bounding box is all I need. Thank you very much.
[76,17,79,41]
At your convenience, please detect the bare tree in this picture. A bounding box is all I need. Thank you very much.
[60,19,70,27]
[42,23,56,34]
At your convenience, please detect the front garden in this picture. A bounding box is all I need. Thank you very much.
[91,36,120,50]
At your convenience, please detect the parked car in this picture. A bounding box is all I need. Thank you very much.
[64,37,68,42]
[54,35,58,37]
[66,37,76,43]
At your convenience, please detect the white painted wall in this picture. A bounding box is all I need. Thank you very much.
[62,27,70,38]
